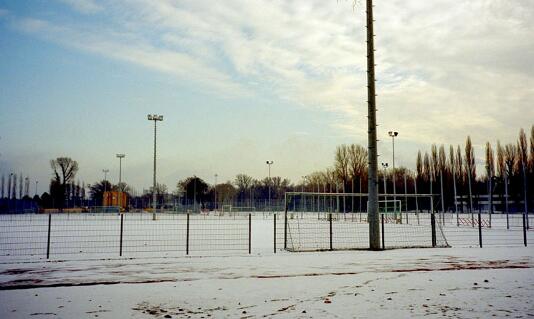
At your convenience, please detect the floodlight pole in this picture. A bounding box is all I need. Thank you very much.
[366,0,380,250]
[388,131,398,213]
[214,174,218,211]
[116,154,125,212]
[103,169,109,191]
[266,161,274,212]
[148,114,163,220]
[194,175,197,212]
[381,163,388,196]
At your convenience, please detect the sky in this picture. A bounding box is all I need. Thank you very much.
[0,0,533,194]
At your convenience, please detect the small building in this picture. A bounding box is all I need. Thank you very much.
[103,191,128,210]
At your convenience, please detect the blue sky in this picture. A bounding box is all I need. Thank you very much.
[1,0,533,193]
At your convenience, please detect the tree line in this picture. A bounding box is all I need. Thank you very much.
[2,125,532,212]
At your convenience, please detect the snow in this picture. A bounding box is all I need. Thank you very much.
[0,213,533,318]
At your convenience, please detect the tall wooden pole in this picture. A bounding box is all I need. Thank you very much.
[366,0,380,250]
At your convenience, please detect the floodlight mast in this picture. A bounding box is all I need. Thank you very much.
[388,131,398,213]
[148,114,163,220]
[266,161,274,211]
[116,154,125,213]
[366,0,380,250]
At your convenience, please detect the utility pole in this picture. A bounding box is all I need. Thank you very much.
[366,0,380,250]
[148,114,163,220]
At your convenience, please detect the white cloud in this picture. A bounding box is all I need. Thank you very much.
[7,0,534,164]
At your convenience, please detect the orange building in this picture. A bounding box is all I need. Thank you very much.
[103,191,128,210]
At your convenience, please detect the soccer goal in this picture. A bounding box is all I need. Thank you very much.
[87,206,121,213]
[221,205,256,214]
[278,192,448,252]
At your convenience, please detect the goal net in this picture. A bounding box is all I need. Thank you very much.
[277,192,448,252]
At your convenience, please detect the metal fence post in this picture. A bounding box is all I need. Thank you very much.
[381,213,385,250]
[274,213,277,253]
[46,213,51,259]
[431,213,436,248]
[248,213,252,254]
[186,213,190,255]
[329,213,333,251]
[478,210,482,248]
[523,212,528,247]
[119,213,124,257]
[284,202,288,250]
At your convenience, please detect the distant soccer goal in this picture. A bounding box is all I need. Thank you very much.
[87,206,121,213]
[277,192,448,252]
[221,205,256,213]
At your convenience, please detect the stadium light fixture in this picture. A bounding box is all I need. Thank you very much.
[148,114,163,220]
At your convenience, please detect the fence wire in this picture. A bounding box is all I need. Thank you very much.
[0,213,251,260]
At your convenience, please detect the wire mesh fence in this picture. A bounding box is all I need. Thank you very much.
[0,213,252,260]
[438,213,532,248]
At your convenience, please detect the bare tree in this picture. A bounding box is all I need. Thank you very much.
[416,151,423,180]
[485,142,495,181]
[423,152,431,184]
[456,145,464,185]
[18,174,23,199]
[12,173,17,199]
[450,145,458,214]
[518,128,529,226]
[504,144,518,180]
[496,141,505,178]
[0,174,4,199]
[334,144,350,188]
[485,142,495,222]
[51,157,79,186]
[50,157,79,208]
[348,144,367,181]
[464,136,475,218]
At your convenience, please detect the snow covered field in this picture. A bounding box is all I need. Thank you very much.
[0,212,533,318]
[0,247,532,318]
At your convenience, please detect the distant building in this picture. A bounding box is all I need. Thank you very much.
[103,191,128,210]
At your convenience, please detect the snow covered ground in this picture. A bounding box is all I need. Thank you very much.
[0,247,532,318]
[0,212,533,318]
